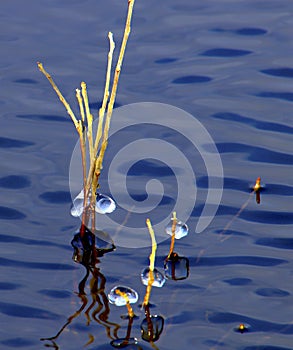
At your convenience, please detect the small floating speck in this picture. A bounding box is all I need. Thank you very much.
[165,220,188,239]
[108,286,138,306]
[235,323,250,333]
[141,267,166,288]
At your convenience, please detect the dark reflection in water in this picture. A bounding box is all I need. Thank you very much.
[1,0,293,349]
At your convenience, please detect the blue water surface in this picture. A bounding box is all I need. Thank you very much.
[0,0,292,349]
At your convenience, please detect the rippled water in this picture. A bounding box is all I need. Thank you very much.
[1,0,292,349]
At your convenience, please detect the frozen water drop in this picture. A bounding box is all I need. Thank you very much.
[141,315,164,342]
[108,285,138,306]
[110,337,138,348]
[141,267,166,288]
[165,219,188,239]
[96,193,116,214]
[70,190,116,217]
[164,254,189,280]
[70,190,85,217]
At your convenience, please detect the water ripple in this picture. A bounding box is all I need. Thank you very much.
[0,233,70,251]
[235,27,267,36]
[254,288,290,297]
[155,57,178,64]
[0,206,26,220]
[240,209,293,225]
[39,191,72,204]
[223,278,252,286]
[208,311,293,334]
[1,337,37,347]
[172,75,212,84]
[38,289,72,299]
[211,112,293,135]
[200,48,252,57]
[0,301,60,320]
[193,256,286,267]
[256,92,293,102]
[243,346,292,350]
[0,257,75,270]
[260,67,293,78]
[255,237,293,250]
[0,175,31,189]
[0,136,34,148]
[0,282,22,290]
[216,142,293,165]
[16,114,71,123]
[13,78,38,84]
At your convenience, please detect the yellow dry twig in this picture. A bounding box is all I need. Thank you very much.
[37,62,80,132]
[38,0,136,228]
[167,211,177,259]
[95,0,135,175]
[143,218,157,307]
[115,289,134,318]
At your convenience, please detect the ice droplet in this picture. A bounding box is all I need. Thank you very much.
[108,285,138,306]
[96,193,116,214]
[165,219,188,239]
[141,267,166,288]
[70,189,116,217]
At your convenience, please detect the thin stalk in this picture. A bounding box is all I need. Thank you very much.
[167,212,177,259]
[95,0,135,177]
[37,62,80,130]
[143,218,157,307]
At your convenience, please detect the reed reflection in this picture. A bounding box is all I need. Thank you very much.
[41,225,118,348]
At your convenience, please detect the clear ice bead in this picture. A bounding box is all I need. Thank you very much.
[165,219,188,239]
[110,337,138,348]
[164,253,189,281]
[141,315,164,342]
[96,193,116,214]
[70,189,116,217]
[141,267,166,288]
[108,285,138,306]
